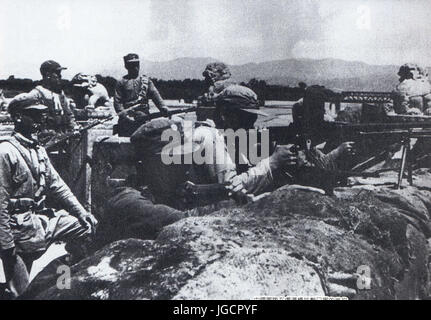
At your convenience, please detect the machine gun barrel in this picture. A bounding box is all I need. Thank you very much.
[333,121,431,131]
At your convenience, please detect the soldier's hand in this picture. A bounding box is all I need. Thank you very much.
[269,144,298,171]
[226,175,246,195]
[226,175,251,204]
[78,212,98,235]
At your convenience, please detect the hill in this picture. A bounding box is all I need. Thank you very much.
[103,57,420,91]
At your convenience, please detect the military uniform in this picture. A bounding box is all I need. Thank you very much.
[0,132,91,255]
[13,87,77,133]
[114,75,165,114]
[131,117,276,208]
[9,60,78,145]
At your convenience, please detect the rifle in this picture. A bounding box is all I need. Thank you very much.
[44,103,141,150]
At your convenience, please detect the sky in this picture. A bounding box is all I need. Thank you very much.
[1,0,431,79]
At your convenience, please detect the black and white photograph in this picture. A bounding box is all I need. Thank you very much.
[0,0,431,303]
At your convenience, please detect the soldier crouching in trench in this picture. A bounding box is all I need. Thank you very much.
[0,98,98,298]
[102,63,355,244]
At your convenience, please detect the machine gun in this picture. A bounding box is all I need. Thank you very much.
[356,126,431,188]
[299,120,431,189]
[263,112,431,190]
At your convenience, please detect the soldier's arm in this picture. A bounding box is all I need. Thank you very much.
[228,158,274,196]
[114,80,125,113]
[147,79,167,111]
[0,150,15,250]
[227,144,300,197]
[193,126,237,183]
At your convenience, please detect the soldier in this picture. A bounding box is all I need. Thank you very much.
[9,60,79,144]
[0,98,98,298]
[199,62,354,196]
[392,63,431,115]
[114,53,169,136]
[128,63,354,207]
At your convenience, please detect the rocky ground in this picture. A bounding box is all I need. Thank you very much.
[21,169,431,300]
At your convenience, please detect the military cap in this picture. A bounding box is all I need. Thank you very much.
[202,62,231,82]
[40,60,67,75]
[8,94,48,115]
[124,53,140,63]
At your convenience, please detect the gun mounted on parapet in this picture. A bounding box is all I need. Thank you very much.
[266,89,431,189]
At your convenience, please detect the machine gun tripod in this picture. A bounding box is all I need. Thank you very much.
[359,128,431,189]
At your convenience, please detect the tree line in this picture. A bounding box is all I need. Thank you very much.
[0,75,306,102]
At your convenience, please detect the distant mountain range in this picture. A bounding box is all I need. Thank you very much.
[103,57,430,92]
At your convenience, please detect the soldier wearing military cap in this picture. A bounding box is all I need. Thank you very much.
[9,60,79,144]
[0,97,97,298]
[114,53,169,136]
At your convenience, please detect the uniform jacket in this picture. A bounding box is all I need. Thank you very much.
[114,75,165,114]
[190,124,273,196]
[0,133,87,251]
[18,86,77,132]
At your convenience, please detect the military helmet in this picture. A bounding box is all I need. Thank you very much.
[202,62,232,82]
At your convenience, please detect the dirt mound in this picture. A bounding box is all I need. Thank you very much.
[24,173,431,299]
